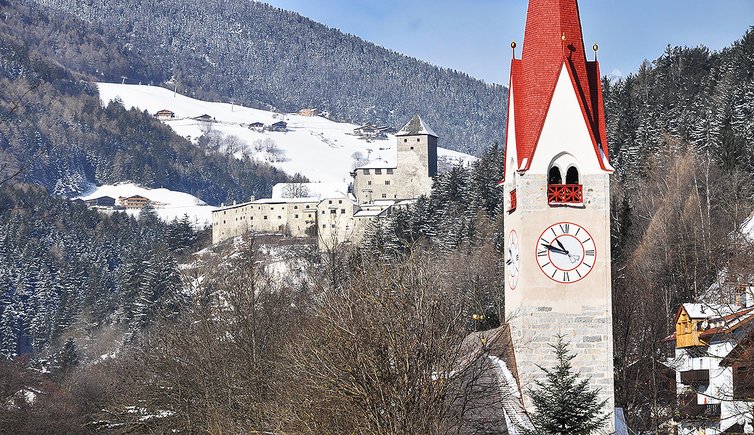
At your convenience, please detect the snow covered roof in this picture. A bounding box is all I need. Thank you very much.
[681,303,738,320]
[396,115,438,138]
[354,209,388,218]
[271,182,349,200]
[354,159,397,170]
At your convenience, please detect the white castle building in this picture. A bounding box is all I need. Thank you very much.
[211,115,439,249]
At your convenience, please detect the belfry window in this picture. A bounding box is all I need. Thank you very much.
[547,155,583,206]
[566,167,579,185]
[548,167,562,185]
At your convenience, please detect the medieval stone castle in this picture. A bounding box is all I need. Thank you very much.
[211,115,438,251]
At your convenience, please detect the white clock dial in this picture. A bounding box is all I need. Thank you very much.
[536,222,596,284]
[507,230,520,290]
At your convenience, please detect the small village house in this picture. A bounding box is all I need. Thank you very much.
[84,196,116,208]
[118,195,152,209]
[154,109,175,120]
[268,121,288,132]
[664,285,754,434]
[298,108,318,117]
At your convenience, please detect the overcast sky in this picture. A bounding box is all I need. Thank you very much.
[263,0,754,85]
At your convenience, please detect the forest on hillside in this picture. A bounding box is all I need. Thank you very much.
[23,0,505,155]
[0,1,300,204]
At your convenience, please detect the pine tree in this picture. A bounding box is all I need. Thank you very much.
[57,337,79,374]
[522,335,609,435]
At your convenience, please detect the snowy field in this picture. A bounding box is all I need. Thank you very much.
[96,83,476,184]
[77,183,216,228]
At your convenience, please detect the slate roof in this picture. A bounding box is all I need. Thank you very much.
[505,0,610,176]
[396,115,438,138]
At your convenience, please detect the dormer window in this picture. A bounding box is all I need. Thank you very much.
[566,167,580,185]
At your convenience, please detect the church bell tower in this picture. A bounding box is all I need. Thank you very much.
[502,0,615,431]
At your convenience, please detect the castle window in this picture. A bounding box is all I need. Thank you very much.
[341,209,346,214]
[278,216,282,219]
[387,168,394,175]
[410,146,414,150]
[295,214,299,218]
[264,216,268,220]
[368,181,372,186]
[382,194,387,199]
[339,200,343,204]
[330,209,337,214]
[417,138,420,142]
[385,180,391,185]
[363,169,370,175]
[375,169,382,175]
[404,139,408,143]
[294,206,299,210]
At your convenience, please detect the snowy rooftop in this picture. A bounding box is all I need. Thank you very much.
[682,303,737,319]
[271,182,349,200]
[354,159,397,170]
[396,114,438,138]
[354,209,388,218]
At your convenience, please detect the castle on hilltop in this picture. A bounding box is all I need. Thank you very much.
[211,115,439,250]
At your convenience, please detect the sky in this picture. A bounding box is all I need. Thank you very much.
[263,0,754,85]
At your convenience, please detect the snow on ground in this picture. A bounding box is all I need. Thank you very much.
[96,83,476,184]
[77,183,216,227]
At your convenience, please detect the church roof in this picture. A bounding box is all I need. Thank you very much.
[507,0,610,174]
[396,115,438,138]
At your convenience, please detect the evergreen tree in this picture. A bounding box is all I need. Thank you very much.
[57,337,79,374]
[522,335,609,435]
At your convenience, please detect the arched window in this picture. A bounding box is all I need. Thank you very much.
[548,166,562,185]
[547,154,583,205]
[566,166,580,185]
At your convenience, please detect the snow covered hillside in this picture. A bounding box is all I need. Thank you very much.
[77,183,216,227]
[97,83,476,184]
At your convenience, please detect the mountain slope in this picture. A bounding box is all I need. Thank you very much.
[0,1,299,205]
[28,0,506,155]
[97,83,476,184]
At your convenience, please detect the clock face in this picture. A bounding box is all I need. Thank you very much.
[507,230,520,290]
[536,222,596,284]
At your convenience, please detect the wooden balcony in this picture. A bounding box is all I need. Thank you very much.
[547,184,583,205]
[677,393,721,421]
[680,369,710,386]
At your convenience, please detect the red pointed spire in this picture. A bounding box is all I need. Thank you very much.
[506,0,610,174]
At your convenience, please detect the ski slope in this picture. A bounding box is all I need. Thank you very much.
[96,83,476,184]
[77,183,216,228]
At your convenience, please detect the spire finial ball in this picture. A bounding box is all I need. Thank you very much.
[593,43,599,52]
[511,41,517,49]
[561,33,567,41]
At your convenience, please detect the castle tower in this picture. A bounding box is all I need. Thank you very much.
[394,115,438,199]
[352,115,438,203]
[502,0,615,431]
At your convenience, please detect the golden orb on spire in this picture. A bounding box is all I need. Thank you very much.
[511,41,517,49]
[593,43,599,52]
[561,33,567,41]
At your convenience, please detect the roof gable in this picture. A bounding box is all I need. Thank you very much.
[505,0,610,176]
[396,115,438,138]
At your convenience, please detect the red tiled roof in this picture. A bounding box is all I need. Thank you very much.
[505,0,610,177]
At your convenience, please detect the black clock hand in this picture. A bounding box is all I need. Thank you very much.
[555,239,568,254]
[541,243,568,255]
